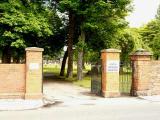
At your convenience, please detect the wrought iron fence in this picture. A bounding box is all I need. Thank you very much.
[119,62,132,94]
[91,62,102,95]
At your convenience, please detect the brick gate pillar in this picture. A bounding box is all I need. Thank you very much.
[101,49,121,97]
[130,49,152,96]
[25,47,44,99]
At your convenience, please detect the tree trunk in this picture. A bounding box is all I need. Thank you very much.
[66,11,76,78]
[77,31,85,80]
[156,55,159,60]
[82,52,86,70]
[77,50,83,80]
[13,57,20,63]
[60,49,68,76]
[2,46,11,63]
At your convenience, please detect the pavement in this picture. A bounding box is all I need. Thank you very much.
[0,96,159,110]
[0,99,44,111]
[139,95,160,102]
[1,96,160,120]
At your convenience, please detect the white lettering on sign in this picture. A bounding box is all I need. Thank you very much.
[29,63,39,70]
[107,60,119,72]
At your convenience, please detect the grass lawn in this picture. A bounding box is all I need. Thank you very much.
[43,64,62,76]
[73,76,91,88]
[43,64,91,88]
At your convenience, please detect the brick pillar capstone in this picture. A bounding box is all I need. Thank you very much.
[130,49,152,96]
[25,47,44,99]
[101,49,121,97]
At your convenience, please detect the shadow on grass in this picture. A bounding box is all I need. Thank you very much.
[43,72,77,84]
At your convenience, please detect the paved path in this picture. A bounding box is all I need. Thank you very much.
[43,76,160,106]
[43,78,148,107]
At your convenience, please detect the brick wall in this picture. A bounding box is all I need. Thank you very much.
[131,50,160,96]
[0,47,43,99]
[0,64,25,98]
[144,61,160,95]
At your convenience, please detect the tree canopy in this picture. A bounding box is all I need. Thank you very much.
[0,0,64,62]
[0,0,136,79]
[139,5,160,59]
[55,0,132,78]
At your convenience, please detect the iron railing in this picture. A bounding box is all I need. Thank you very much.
[91,63,102,95]
[119,62,132,94]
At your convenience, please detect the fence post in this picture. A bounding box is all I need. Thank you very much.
[101,49,121,97]
[25,47,44,99]
[130,49,152,96]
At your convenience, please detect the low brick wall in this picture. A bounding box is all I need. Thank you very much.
[146,61,160,95]
[0,47,43,99]
[0,64,25,99]
[131,50,160,96]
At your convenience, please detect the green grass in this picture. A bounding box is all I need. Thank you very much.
[43,64,92,88]
[43,64,60,72]
[73,76,91,88]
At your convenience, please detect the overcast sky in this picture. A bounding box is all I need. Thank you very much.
[126,0,160,27]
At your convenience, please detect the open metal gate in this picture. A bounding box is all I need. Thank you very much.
[91,62,102,96]
[119,62,132,95]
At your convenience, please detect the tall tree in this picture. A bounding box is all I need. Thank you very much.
[117,28,150,62]
[57,1,78,78]
[0,0,61,62]
[76,0,132,80]
[139,4,160,59]
[140,21,160,59]
[56,0,132,79]
[77,30,85,80]
[60,49,68,76]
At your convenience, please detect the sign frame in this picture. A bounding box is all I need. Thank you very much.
[106,60,120,72]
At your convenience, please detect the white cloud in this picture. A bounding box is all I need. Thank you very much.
[126,0,160,27]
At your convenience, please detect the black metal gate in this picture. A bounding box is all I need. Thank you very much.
[91,61,132,96]
[91,63,102,95]
[119,62,132,95]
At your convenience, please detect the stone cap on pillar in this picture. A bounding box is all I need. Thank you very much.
[25,47,44,52]
[101,49,121,53]
[130,49,152,61]
[131,49,152,56]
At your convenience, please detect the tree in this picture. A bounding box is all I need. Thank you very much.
[139,4,160,59]
[156,4,160,19]
[56,1,77,78]
[117,28,150,62]
[77,30,85,80]
[77,0,132,80]
[57,0,132,79]
[60,48,68,76]
[140,20,160,59]
[0,0,61,62]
